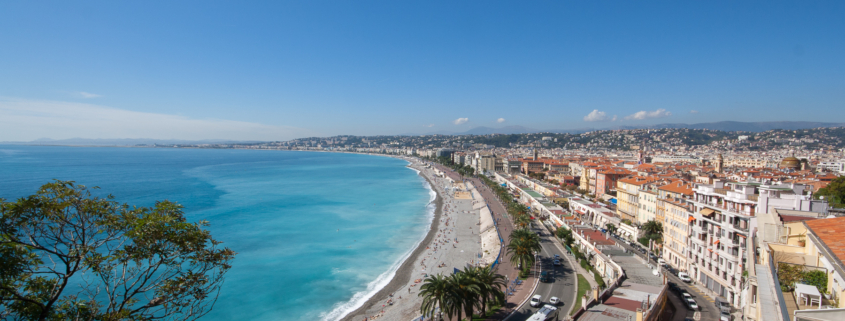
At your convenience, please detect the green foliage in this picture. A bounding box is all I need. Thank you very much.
[621,219,632,226]
[570,274,591,315]
[507,228,541,272]
[816,176,845,207]
[593,271,606,289]
[0,181,236,321]
[638,236,651,247]
[605,224,617,235]
[580,259,590,270]
[803,270,828,294]
[419,266,507,321]
[777,263,806,292]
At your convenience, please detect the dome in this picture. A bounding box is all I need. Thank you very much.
[780,156,801,169]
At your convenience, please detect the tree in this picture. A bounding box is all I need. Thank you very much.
[419,266,506,321]
[642,220,663,236]
[419,274,451,321]
[507,229,541,272]
[514,215,531,229]
[605,224,617,236]
[0,181,236,321]
[803,270,828,294]
[816,176,845,207]
[777,263,805,292]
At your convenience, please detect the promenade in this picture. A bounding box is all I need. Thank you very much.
[433,165,537,321]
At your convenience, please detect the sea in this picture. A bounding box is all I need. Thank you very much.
[0,145,435,321]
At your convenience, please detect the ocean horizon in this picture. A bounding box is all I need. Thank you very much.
[0,146,434,321]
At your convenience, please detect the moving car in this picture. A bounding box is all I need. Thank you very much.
[553,259,561,266]
[720,311,731,321]
[681,292,692,300]
[549,296,560,305]
[530,295,542,307]
[540,271,553,283]
[678,272,692,283]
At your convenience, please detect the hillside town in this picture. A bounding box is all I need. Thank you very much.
[162,127,845,321]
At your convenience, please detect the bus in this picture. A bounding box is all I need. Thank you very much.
[528,304,558,321]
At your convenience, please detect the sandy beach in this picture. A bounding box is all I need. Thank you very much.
[340,160,488,321]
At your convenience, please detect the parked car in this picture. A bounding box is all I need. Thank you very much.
[717,300,731,313]
[530,295,542,307]
[549,296,560,305]
[678,272,692,283]
[720,311,731,321]
[657,258,666,266]
[686,298,699,310]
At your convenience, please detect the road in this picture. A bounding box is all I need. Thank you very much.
[614,237,720,321]
[429,164,578,320]
[504,222,577,320]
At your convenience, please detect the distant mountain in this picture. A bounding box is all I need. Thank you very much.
[545,121,845,134]
[2,138,260,146]
[457,126,539,135]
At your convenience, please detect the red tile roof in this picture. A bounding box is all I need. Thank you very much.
[805,217,845,267]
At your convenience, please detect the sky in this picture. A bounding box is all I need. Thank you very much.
[1,1,844,141]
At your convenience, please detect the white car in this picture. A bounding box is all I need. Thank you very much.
[678,272,692,283]
[549,296,560,305]
[530,294,542,307]
[686,298,699,310]
[682,292,692,300]
[720,311,731,321]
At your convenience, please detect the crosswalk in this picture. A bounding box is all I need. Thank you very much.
[687,286,715,303]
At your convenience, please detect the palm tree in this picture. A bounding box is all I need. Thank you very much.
[419,274,451,321]
[469,266,507,315]
[448,271,480,321]
[507,228,541,272]
[605,223,617,235]
[642,220,662,236]
[514,214,531,229]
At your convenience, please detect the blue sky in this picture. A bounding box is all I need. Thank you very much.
[1,1,843,141]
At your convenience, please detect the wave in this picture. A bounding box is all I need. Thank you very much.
[321,166,436,321]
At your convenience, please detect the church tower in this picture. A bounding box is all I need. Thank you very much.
[716,154,724,173]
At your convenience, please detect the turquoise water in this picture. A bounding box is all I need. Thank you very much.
[0,146,434,321]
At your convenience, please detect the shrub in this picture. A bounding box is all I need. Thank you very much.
[803,270,828,293]
[594,272,606,289]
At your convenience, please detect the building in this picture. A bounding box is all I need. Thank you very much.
[616,177,656,223]
[689,179,828,307]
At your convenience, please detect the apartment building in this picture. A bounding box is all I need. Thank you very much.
[689,179,828,306]
[663,198,693,272]
[616,176,657,223]
[638,189,659,224]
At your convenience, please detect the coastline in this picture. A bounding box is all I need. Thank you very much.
[337,162,443,321]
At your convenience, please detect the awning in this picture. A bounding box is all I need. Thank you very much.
[736,233,747,238]
[708,249,713,252]
[699,208,715,216]
[714,240,720,245]
[688,216,695,223]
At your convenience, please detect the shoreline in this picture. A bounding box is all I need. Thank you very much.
[338,162,444,321]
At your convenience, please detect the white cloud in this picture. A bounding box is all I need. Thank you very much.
[453,117,469,125]
[76,92,102,98]
[583,109,610,122]
[0,98,312,141]
[624,108,672,120]
[690,110,699,114]
[496,118,505,123]
[425,124,435,127]
[611,115,618,122]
